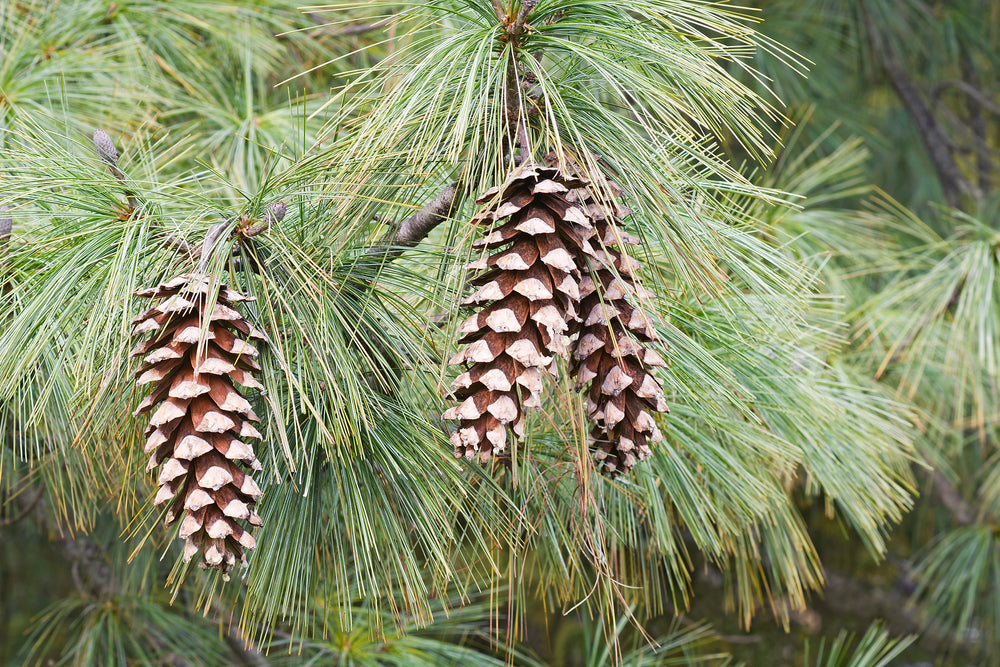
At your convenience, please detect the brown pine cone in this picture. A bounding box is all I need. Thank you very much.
[131,272,267,574]
[569,180,668,474]
[444,164,596,462]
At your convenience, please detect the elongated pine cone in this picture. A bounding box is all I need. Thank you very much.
[569,180,668,474]
[444,164,596,462]
[131,273,267,574]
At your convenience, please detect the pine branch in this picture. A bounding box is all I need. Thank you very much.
[882,65,969,208]
[92,129,197,258]
[511,0,536,36]
[9,478,117,597]
[346,182,462,392]
[241,201,287,239]
[93,129,139,213]
[92,130,288,265]
[860,9,972,208]
[508,1,537,160]
[932,79,1000,118]
[488,0,505,22]
[0,205,10,267]
[323,16,394,36]
[367,182,460,264]
[0,480,44,528]
[931,470,975,526]
[959,49,994,193]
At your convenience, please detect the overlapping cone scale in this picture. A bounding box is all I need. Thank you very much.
[445,164,596,462]
[567,180,668,475]
[131,272,267,574]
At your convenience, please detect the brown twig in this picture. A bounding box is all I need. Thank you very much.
[498,1,537,159]
[366,182,461,264]
[0,205,10,267]
[323,16,394,37]
[931,470,976,526]
[0,480,45,528]
[241,200,287,239]
[489,0,506,22]
[511,0,536,37]
[860,9,972,208]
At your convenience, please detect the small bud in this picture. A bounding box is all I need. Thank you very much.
[0,205,11,264]
[264,200,286,224]
[93,129,118,165]
[0,205,11,239]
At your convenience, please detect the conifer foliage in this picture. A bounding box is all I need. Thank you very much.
[131,273,268,574]
[0,0,951,662]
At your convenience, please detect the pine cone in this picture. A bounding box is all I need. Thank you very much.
[444,164,596,462]
[93,129,119,166]
[131,273,267,574]
[569,181,668,474]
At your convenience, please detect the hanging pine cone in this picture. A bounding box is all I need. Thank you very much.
[444,164,596,462]
[131,272,267,574]
[569,179,668,474]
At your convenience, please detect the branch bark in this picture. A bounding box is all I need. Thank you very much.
[0,205,10,268]
[931,470,976,526]
[366,182,460,264]
[959,49,993,193]
[933,79,1000,119]
[322,16,393,37]
[0,481,44,528]
[512,0,536,36]
[882,63,969,208]
[861,9,972,208]
[489,0,505,22]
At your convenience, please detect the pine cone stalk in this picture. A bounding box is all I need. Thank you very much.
[444,164,596,462]
[131,273,268,574]
[569,180,668,474]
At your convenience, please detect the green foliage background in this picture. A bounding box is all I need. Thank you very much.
[0,0,997,665]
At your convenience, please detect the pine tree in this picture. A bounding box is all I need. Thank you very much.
[6,0,996,664]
